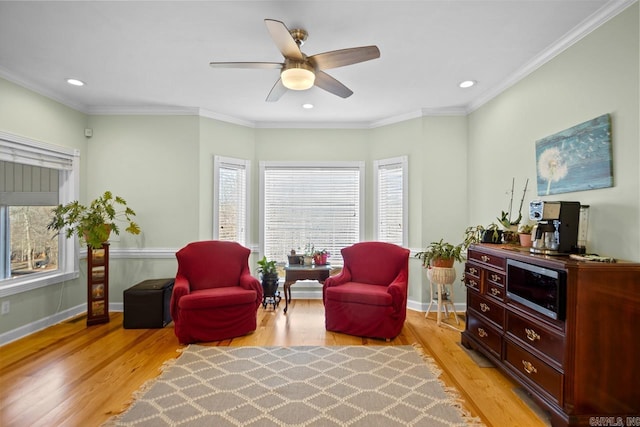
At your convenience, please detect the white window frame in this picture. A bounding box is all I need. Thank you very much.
[212,155,250,246]
[0,131,80,298]
[259,160,365,265]
[374,156,408,247]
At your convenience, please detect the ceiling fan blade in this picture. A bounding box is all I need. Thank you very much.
[309,46,380,70]
[265,19,304,61]
[314,71,353,98]
[266,78,287,102]
[209,62,283,70]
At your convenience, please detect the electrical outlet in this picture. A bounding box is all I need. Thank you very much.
[1,300,9,315]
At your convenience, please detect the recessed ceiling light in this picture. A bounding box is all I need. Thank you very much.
[302,103,314,109]
[459,80,476,88]
[66,78,85,87]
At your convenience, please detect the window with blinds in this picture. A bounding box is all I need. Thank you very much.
[213,156,249,246]
[260,162,364,265]
[0,132,79,295]
[375,156,407,247]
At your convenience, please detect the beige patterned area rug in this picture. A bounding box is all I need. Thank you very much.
[105,345,482,427]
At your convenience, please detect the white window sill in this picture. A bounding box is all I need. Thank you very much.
[0,270,79,298]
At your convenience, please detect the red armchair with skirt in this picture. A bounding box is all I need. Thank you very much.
[323,241,410,340]
[170,240,263,344]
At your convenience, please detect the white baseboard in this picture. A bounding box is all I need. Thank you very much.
[0,304,86,346]
[0,291,466,346]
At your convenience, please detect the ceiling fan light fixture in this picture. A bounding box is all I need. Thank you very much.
[281,61,315,90]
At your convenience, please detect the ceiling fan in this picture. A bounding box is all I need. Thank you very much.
[209,19,380,102]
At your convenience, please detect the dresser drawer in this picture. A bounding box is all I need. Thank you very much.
[466,312,502,358]
[506,311,565,365]
[465,263,481,279]
[504,340,563,404]
[486,282,505,301]
[464,273,482,293]
[486,270,505,287]
[468,249,506,271]
[468,292,504,329]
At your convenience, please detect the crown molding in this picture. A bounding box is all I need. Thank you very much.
[1,0,633,128]
[467,0,638,113]
[0,66,89,113]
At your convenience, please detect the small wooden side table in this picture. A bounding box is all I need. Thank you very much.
[283,264,331,313]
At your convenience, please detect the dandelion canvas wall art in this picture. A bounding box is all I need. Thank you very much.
[535,114,613,196]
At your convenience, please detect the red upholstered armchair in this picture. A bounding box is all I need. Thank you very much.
[323,241,410,340]
[170,241,263,344]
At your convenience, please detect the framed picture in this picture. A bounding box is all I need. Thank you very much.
[535,114,613,196]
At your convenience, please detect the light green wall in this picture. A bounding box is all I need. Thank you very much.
[468,3,639,260]
[199,117,256,241]
[0,78,88,334]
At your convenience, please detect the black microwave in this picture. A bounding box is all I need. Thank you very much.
[506,259,566,320]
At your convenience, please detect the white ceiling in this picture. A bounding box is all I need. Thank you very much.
[0,1,633,128]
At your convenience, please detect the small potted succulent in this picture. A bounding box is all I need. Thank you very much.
[47,191,141,248]
[415,239,464,268]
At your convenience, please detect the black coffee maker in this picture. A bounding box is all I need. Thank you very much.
[529,200,581,255]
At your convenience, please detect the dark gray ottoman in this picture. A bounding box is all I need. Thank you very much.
[123,278,174,329]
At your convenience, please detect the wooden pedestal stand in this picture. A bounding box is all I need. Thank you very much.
[86,243,109,326]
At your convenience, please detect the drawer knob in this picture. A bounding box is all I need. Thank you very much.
[469,267,477,275]
[480,302,490,312]
[481,255,490,262]
[469,280,478,288]
[522,360,538,375]
[478,328,488,338]
[490,288,501,296]
[525,328,541,342]
[490,273,501,283]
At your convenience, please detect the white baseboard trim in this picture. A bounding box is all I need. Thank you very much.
[0,304,86,346]
[288,288,467,313]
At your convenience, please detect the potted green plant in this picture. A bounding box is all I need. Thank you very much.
[463,223,502,249]
[415,239,464,268]
[47,191,141,248]
[257,256,279,297]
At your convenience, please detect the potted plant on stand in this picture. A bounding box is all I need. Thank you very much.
[257,256,281,309]
[47,191,141,326]
[415,239,464,326]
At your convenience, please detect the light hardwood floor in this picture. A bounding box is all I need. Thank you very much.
[0,300,547,427]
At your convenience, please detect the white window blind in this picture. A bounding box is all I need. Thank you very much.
[261,162,364,265]
[375,156,407,247]
[0,133,79,296]
[213,156,248,246]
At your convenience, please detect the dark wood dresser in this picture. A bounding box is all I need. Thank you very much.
[461,244,640,427]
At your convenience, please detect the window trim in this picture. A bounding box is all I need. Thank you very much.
[259,160,365,261]
[212,155,251,246]
[373,155,408,247]
[0,131,80,298]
